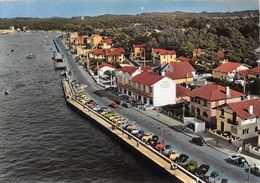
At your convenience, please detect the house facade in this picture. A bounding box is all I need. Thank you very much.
[216,99,260,140]
[248,67,260,79]
[187,84,245,128]
[91,34,103,48]
[161,61,196,84]
[152,48,176,65]
[132,44,145,60]
[97,63,115,77]
[213,62,250,81]
[116,67,176,106]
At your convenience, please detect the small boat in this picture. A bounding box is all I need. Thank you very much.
[4,90,9,95]
[26,53,36,59]
[59,71,66,76]
[10,49,14,52]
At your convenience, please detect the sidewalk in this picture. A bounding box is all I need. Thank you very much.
[135,108,260,166]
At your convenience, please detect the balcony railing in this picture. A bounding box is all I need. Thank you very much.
[117,83,152,98]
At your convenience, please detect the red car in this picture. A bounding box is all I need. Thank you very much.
[88,101,96,108]
[110,102,119,108]
[155,139,165,152]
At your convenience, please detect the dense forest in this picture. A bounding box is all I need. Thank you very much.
[0,11,259,67]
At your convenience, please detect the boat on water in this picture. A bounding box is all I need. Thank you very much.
[4,90,9,95]
[26,53,36,59]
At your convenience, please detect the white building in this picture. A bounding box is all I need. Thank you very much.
[116,66,176,106]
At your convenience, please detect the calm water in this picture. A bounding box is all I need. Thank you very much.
[0,32,176,183]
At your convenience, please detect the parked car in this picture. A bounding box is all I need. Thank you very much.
[131,128,140,136]
[169,152,180,161]
[122,102,132,108]
[245,167,260,177]
[225,155,248,167]
[196,164,210,178]
[176,154,189,165]
[149,135,159,146]
[109,102,119,108]
[163,145,173,156]
[191,137,204,146]
[92,104,102,111]
[208,171,220,183]
[125,124,138,133]
[88,101,96,108]
[104,111,116,118]
[135,130,145,139]
[186,160,198,172]
[141,133,153,142]
[155,139,165,152]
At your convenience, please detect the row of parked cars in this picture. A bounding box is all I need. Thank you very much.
[71,82,228,182]
[120,122,221,181]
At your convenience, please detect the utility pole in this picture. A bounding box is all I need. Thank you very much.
[182,103,185,121]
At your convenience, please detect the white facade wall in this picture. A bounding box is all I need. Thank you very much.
[98,66,115,76]
[152,77,176,106]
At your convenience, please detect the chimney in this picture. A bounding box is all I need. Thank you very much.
[161,71,165,77]
[226,86,230,97]
[248,105,254,115]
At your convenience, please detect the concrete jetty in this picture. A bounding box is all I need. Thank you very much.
[62,78,205,183]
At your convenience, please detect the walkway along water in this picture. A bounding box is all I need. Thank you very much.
[61,78,205,183]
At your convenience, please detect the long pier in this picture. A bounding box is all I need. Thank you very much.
[61,78,206,183]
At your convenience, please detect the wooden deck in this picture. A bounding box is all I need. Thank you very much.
[62,78,202,183]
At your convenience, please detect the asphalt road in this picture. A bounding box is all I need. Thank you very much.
[56,38,260,183]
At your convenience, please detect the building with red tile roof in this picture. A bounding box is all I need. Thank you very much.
[102,38,113,48]
[96,63,116,77]
[132,72,163,86]
[87,48,125,63]
[248,66,260,79]
[152,48,177,65]
[216,99,260,140]
[176,85,190,102]
[116,68,176,106]
[187,84,245,128]
[161,61,196,84]
[132,44,145,60]
[213,61,250,81]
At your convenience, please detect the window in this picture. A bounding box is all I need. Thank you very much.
[197,108,201,116]
[203,100,207,106]
[221,108,225,116]
[203,112,208,118]
[255,126,258,132]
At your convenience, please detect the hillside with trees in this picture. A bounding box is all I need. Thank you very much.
[0,10,258,67]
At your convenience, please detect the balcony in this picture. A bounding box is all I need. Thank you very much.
[117,83,152,98]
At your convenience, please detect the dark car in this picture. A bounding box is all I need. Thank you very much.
[191,137,204,146]
[245,167,260,177]
[149,135,159,146]
[109,102,119,108]
[176,154,189,165]
[136,130,145,139]
[122,102,132,108]
[196,164,210,178]
[226,155,247,167]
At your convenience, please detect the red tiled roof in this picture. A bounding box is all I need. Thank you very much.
[237,70,249,78]
[133,44,145,48]
[152,48,176,55]
[105,48,125,56]
[166,61,195,79]
[89,49,105,56]
[103,38,113,45]
[228,99,260,120]
[132,72,163,86]
[214,62,242,73]
[165,71,193,80]
[248,66,260,75]
[176,85,189,97]
[117,66,137,74]
[140,66,152,72]
[187,84,245,101]
[177,56,191,62]
[99,63,115,69]
[163,61,195,80]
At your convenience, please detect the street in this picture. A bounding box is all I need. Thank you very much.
[56,38,260,183]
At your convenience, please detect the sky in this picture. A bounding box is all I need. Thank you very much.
[0,0,258,18]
